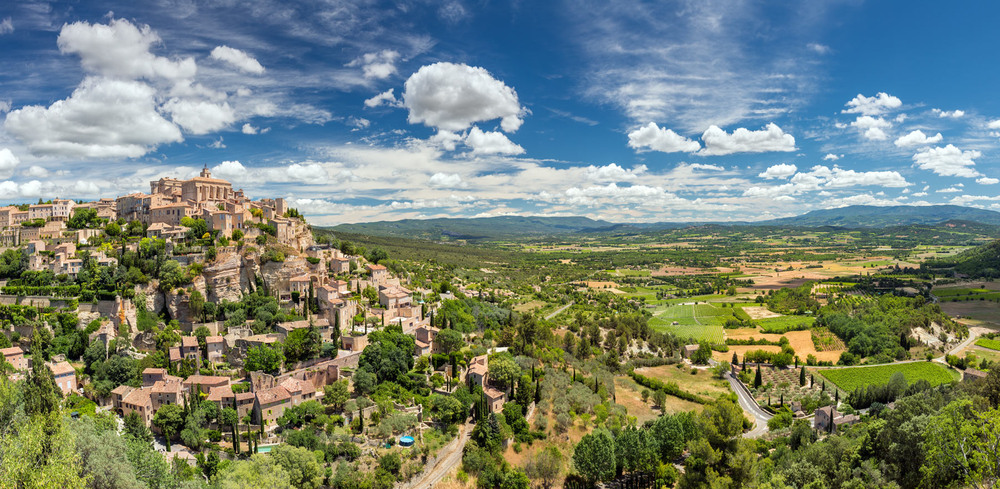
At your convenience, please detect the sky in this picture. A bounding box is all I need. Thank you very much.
[1,1,1000,225]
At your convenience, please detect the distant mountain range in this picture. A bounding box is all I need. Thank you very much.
[322,205,1000,240]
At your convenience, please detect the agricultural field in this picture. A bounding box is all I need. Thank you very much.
[975,338,1000,351]
[817,362,959,393]
[735,365,833,413]
[634,364,732,400]
[648,302,728,343]
[756,315,815,333]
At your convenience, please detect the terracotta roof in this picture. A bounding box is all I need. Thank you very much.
[143,367,167,375]
[205,336,224,344]
[834,414,860,425]
[48,361,75,376]
[122,388,152,408]
[181,337,199,348]
[112,385,135,396]
[256,386,291,405]
[367,264,387,271]
[415,340,430,349]
[468,363,487,376]
[1,346,23,356]
[152,380,183,395]
[235,391,256,402]
[184,375,230,387]
[206,385,233,403]
[483,386,505,400]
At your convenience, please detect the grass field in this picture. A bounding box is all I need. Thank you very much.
[648,302,729,342]
[757,315,814,333]
[975,338,1000,351]
[818,362,958,392]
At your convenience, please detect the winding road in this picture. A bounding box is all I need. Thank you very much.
[725,372,772,438]
[405,423,472,489]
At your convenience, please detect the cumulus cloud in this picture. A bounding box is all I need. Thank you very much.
[688,163,724,171]
[758,163,797,180]
[0,17,12,35]
[349,50,400,80]
[698,123,796,156]
[823,154,842,161]
[162,98,235,135]
[23,165,48,178]
[57,18,196,81]
[977,177,999,185]
[850,116,891,140]
[842,92,902,116]
[913,144,982,178]
[428,131,463,151]
[4,77,182,158]
[403,62,525,133]
[627,122,700,153]
[933,108,964,118]
[894,130,943,148]
[210,45,265,74]
[936,187,962,193]
[912,145,982,178]
[0,149,19,179]
[242,123,259,135]
[212,160,328,184]
[988,120,1000,130]
[585,163,647,182]
[364,89,400,108]
[429,172,463,188]
[743,165,909,198]
[464,127,525,155]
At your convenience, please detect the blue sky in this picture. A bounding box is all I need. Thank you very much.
[1,1,999,225]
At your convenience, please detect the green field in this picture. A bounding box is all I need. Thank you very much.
[649,303,726,343]
[757,315,814,333]
[818,362,958,392]
[975,338,1000,351]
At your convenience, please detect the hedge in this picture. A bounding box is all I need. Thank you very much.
[629,370,710,404]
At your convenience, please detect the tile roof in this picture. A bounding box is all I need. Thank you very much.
[1,346,23,356]
[181,337,199,348]
[47,361,75,376]
[122,388,152,407]
[256,386,291,405]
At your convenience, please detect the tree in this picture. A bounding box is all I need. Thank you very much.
[152,404,184,451]
[358,325,415,383]
[754,364,762,388]
[271,445,324,489]
[487,354,521,391]
[123,411,152,445]
[525,446,563,489]
[573,428,617,484]
[23,351,61,416]
[616,426,657,474]
[352,368,377,396]
[691,342,712,365]
[652,390,667,410]
[437,328,464,355]
[71,416,147,489]
[430,394,467,427]
[284,326,321,365]
[799,366,806,386]
[922,400,1000,489]
[322,380,350,411]
[650,414,688,461]
[244,344,284,375]
[190,291,206,323]
[215,454,294,489]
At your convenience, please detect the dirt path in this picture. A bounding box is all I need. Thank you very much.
[545,301,575,320]
[405,423,471,489]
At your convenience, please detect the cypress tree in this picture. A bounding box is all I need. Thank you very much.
[534,378,541,404]
[754,365,762,388]
[732,352,738,365]
[799,367,806,386]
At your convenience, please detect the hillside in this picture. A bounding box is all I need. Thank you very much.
[326,215,616,240]
[759,205,1000,228]
[931,238,1000,278]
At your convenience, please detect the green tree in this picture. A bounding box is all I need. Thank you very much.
[284,325,321,366]
[754,365,762,388]
[616,426,657,474]
[271,444,323,489]
[152,404,185,451]
[437,328,464,355]
[123,411,153,445]
[322,380,350,411]
[922,400,1000,489]
[214,454,293,489]
[573,428,617,484]
[352,368,376,396]
[244,344,284,375]
[799,366,806,386]
[430,394,467,427]
[525,446,563,489]
[487,354,521,391]
[24,351,62,416]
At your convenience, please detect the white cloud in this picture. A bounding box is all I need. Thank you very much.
[850,116,892,140]
[429,172,463,188]
[894,130,943,148]
[207,137,226,149]
[364,89,400,108]
[823,154,842,161]
[285,163,329,183]
[162,98,235,135]
[242,123,259,135]
[689,163,724,171]
[698,123,796,156]
[4,77,182,158]
[912,145,982,178]
[210,45,265,74]
[933,109,964,118]
[627,122,700,153]
[428,131,463,151]
[0,180,57,200]
[348,117,370,130]
[0,149,19,179]
[842,92,902,116]
[743,165,909,198]
[403,62,525,133]
[758,163,797,180]
[977,177,999,185]
[57,19,196,81]
[464,127,525,155]
[988,120,1000,130]
[0,17,12,35]
[807,43,830,54]
[585,163,647,182]
[936,187,962,193]
[212,160,328,184]
[349,50,400,80]
[23,165,48,178]
[912,191,928,197]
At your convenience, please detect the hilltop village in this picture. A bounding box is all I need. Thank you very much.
[0,168,519,486]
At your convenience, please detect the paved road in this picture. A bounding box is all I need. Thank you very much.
[545,301,575,321]
[406,423,471,489]
[725,372,772,438]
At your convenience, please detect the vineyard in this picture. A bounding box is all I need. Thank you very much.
[735,365,833,414]
[975,338,1000,351]
[818,362,957,392]
[934,287,1000,302]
